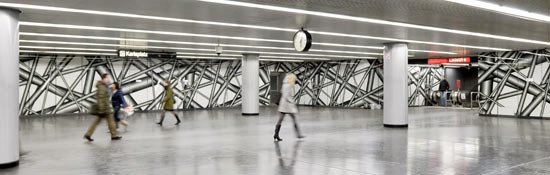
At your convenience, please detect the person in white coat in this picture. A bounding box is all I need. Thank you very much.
[273,73,304,142]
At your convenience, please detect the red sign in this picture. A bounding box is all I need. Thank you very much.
[427,58,448,64]
[428,57,471,64]
[448,57,470,63]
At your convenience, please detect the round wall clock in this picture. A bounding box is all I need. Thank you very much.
[293,29,312,52]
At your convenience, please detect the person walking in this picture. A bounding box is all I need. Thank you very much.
[439,76,450,106]
[273,73,304,142]
[111,82,130,128]
[84,74,122,141]
[157,80,181,126]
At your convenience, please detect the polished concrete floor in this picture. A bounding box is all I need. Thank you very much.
[2,107,550,175]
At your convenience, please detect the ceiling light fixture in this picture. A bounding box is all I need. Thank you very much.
[20,50,116,56]
[0,2,507,51]
[20,45,117,52]
[199,0,550,46]
[259,59,304,62]
[227,50,376,59]
[309,31,509,51]
[20,22,456,55]
[177,52,241,57]
[176,55,325,61]
[18,43,372,59]
[445,0,550,23]
[20,33,382,56]
[176,55,237,60]
[20,39,215,52]
[259,56,330,61]
[20,22,289,43]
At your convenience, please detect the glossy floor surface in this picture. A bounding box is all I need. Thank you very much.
[3,107,550,175]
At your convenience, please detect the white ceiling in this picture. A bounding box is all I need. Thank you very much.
[3,0,550,60]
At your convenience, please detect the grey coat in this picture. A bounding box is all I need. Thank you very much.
[277,79,298,114]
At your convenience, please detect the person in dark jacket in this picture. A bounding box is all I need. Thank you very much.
[84,74,122,141]
[273,73,304,142]
[439,76,450,106]
[111,82,129,128]
[157,80,181,126]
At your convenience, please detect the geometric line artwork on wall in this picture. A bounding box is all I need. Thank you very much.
[408,66,444,106]
[478,49,550,118]
[19,55,443,116]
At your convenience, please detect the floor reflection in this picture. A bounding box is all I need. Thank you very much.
[274,141,302,174]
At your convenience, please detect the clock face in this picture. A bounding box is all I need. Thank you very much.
[293,30,312,52]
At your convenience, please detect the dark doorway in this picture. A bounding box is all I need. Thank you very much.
[269,73,286,105]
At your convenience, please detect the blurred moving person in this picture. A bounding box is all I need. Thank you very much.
[84,74,122,141]
[157,80,181,126]
[273,73,304,142]
[439,76,450,106]
[111,82,130,128]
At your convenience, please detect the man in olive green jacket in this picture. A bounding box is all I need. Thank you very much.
[157,80,181,126]
[84,74,122,141]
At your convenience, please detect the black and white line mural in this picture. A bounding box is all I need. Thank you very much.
[19,55,250,115]
[408,66,444,106]
[19,55,442,116]
[478,49,550,118]
[281,59,384,107]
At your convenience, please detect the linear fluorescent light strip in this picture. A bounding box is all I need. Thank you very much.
[20,22,456,55]
[20,50,116,56]
[176,55,237,60]
[20,22,288,43]
[20,35,373,59]
[20,45,116,52]
[20,38,220,52]
[309,31,508,51]
[199,0,550,45]
[20,46,341,60]
[225,49,376,59]
[18,43,368,59]
[180,55,329,61]
[0,2,508,51]
[259,59,304,62]
[19,32,384,55]
[259,56,330,61]
[20,23,424,53]
[21,38,453,55]
[19,49,342,61]
[445,0,550,23]
[177,52,241,57]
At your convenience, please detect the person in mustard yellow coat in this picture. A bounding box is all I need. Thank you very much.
[157,80,181,126]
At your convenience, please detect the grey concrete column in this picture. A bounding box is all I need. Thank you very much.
[383,43,408,127]
[241,53,259,115]
[0,7,20,168]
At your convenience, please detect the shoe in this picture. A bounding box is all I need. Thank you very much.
[175,121,181,125]
[273,136,283,142]
[297,135,305,139]
[84,135,94,142]
[274,124,282,142]
[111,136,122,140]
[156,122,162,126]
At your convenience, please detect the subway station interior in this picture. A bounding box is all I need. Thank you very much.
[1,0,550,174]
